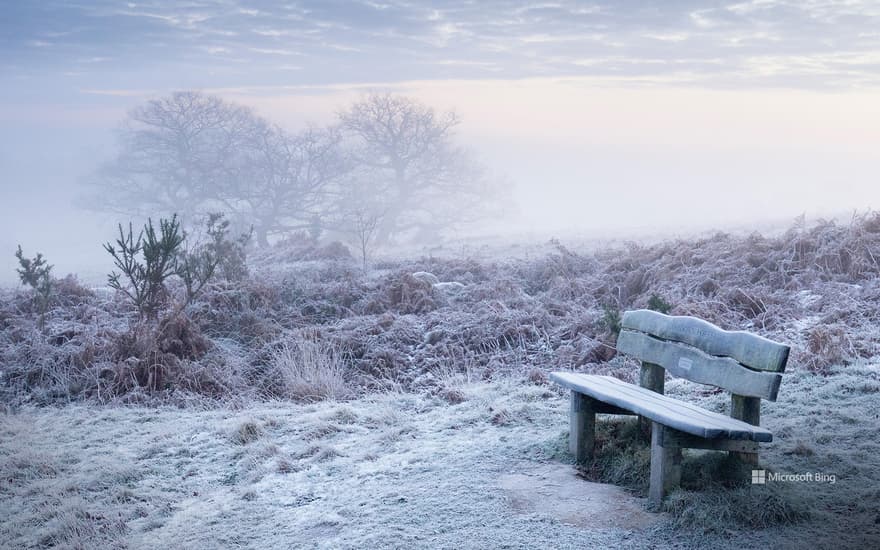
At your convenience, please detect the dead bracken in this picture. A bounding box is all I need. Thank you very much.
[4,213,880,405]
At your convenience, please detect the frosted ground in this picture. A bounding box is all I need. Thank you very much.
[3,364,880,549]
[4,215,880,548]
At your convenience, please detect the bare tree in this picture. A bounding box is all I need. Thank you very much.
[84,91,350,247]
[85,91,263,219]
[86,90,492,248]
[338,93,494,245]
[222,124,350,247]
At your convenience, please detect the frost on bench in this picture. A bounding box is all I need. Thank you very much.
[616,331,782,401]
[550,309,791,509]
[620,309,789,373]
[550,373,773,442]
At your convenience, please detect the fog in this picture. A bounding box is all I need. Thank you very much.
[6,6,880,545]
[3,1,880,285]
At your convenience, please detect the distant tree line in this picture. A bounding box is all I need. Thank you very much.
[84,91,497,249]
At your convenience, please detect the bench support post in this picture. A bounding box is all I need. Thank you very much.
[730,394,761,465]
[569,392,595,462]
[648,423,682,510]
[639,362,665,436]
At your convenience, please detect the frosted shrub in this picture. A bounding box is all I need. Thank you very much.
[14,245,53,329]
[104,216,184,319]
[9,212,880,404]
[104,213,246,319]
[189,212,252,285]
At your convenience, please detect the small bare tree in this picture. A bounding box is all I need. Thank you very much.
[175,213,251,307]
[346,207,383,272]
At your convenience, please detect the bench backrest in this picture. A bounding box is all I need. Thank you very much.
[617,310,790,401]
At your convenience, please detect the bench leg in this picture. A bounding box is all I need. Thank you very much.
[648,423,682,510]
[569,392,595,462]
[730,395,760,465]
[730,450,759,465]
[638,362,665,439]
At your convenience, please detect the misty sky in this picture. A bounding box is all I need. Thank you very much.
[2,1,880,284]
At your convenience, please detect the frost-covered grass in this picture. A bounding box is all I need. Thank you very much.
[2,367,880,549]
[270,329,349,403]
[3,216,880,547]
[6,214,880,405]
[0,377,635,549]
[672,364,880,544]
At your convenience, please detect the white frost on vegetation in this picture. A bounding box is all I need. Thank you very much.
[3,368,880,548]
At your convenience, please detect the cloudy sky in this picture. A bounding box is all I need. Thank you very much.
[5,0,880,90]
[2,1,880,282]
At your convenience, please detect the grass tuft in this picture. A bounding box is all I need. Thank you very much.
[578,418,811,530]
[786,441,815,457]
[663,482,812,531]
[577,418,651,488]
[270,330,349,402]
[232,421,262,445]
[439,387,467,404]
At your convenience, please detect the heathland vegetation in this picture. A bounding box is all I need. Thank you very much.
[3,213,880,548]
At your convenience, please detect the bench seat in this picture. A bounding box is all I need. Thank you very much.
[550,372,772,442]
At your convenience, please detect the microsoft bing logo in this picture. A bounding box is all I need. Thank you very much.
[749,469,836,484]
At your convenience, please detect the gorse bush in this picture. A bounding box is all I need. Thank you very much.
[601,304,622,336]
[202,212,252,283]
[94,213,252,395]
[104,213,250,319]
[647,294,673,314]
[104,215,184,319]
[14,245,53,329]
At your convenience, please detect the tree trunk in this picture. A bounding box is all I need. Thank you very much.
[374,216,396,247]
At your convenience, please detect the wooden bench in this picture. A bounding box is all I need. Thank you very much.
[550,309,790,508]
